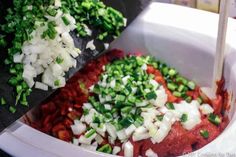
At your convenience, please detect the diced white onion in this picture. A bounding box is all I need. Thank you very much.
[90,123,106,137]
[125,124,136,137]
[145,148,158,157]
[83,103,93,110]
[124,141,133,157]
[61,32,74,48]
[123,18,127,27]
[136,100,148,107]
[19,10,79,90]
[149,86,167,107]
[84,109,97,124]
[95,134,104,144]
[55,0,62,7]
[110,79,116,88]
[122,75,130,85]
[141,64,147,70]
[132,126,150,141]
[108,136,115,145]
[104,43,109,50]
[86,40,96,50]
[149,79,159,90]
[199,104,214,115]
[83,24,92,36]
[71,121,86,135]
[112,146,121,155]
[80,144,97,151]
[78,135,92,145]
[72,138,79,146]
[117,129,127,140]
[13,53,24,63]
[173,100,201,130]
[35,82,48,91]
[104,104,112,110]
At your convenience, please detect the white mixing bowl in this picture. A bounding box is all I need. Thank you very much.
[1,2,236,157]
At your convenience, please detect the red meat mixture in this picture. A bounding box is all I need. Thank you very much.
[28,49,229,157]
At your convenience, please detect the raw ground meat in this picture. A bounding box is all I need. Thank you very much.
[29,49,229,157]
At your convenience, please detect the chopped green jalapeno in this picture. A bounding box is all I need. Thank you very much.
[173,91,182,97]
[180,113,188,122]
[200,130,209,139]
[97,144,112,154]
[187,81,196,90]
[119,116,134,128]
[168,69,177,77]
[56,57,64,64]
[157,115,164,121]
[1,97,7,105]
[145,91,157,100]
[9,106,16,113]
[61,16,70,26]
[167,83,177,91]
[208,113,221,125]
[85,129,96,138]
[54,80,60,86]
[166,102,175,110]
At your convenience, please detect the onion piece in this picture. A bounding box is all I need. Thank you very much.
[145,148,158,157]
[86,40,96,50]
[112,146,121,155]
[124,141,133,157]
[13,53,24,63]
[71,122,86,135]
[95,134,104,144]
[80,144,97,151]
[106,123,117,139]
[125,124,136,137]
[72,138,79,146]
[117,129,127,140]
[199,104,214,115]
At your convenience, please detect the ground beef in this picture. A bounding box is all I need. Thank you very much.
[29,49,229,157]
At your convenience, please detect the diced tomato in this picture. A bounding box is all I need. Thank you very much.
[58,130,72,142]
[212,95,223,115]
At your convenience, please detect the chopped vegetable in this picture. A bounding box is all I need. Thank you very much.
[85,129,96,138]
[187,81,196,90]
[9,106,16,113]
[208,113,221,125]
[61,16,70,25]
[124,141,134,157]
[29,51,228,156]
[1,0,125,113]
[157,115,164,121]
[1,97,7,105]
[166,102,175,110]
[146,91,157,100]
[56,57,64,64]
[200,130,209,139]
[180,113,188,122]
[97,144,112,154]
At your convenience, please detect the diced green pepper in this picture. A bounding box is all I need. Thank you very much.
[85,129,96,138]
[1,97,7,105]
[180,113,188,122]
[97,144,112,154]
[166,102,175,110]
[9,106,16,113]
[145,91,157,100]
[187,81,196,90]
[200,130,209,139]
[208,113,221,125]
